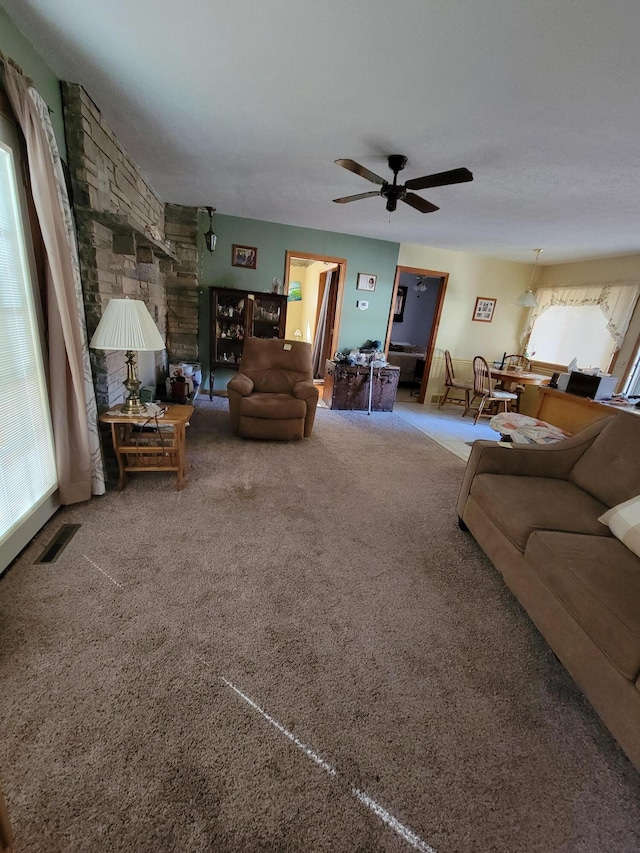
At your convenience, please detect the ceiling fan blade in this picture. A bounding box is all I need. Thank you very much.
[333,191,381,204]
[405,167,473,191]
[334,159,386,185]
[403,193,439,213]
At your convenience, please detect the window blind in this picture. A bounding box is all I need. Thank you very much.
[527,304,616,371]
[0,129,57,552]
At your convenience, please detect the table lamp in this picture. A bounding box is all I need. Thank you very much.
[90,298,165,415]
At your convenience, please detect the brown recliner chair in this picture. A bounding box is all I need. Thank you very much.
[227,338,319,440]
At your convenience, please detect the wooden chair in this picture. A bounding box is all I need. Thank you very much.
[438,350,473,409]
[500,353,532,412]
[465,356,518,424]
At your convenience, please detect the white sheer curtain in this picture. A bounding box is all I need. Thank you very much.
[3,58,105,502]
[522,281,640,354]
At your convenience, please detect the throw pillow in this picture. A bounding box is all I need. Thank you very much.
[599,495,640,558]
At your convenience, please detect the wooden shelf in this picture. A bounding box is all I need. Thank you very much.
[75,208,179,261]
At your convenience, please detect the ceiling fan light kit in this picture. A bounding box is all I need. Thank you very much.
[333,154,473,214]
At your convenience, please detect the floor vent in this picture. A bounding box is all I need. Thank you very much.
[35,524,81,564]
[430,394,441,404]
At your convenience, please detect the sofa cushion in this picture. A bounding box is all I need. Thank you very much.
[525,531,640,680]
[239,392,307,420]
[569,412,640,508]
[469,474,611,552]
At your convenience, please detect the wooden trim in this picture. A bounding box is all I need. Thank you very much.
[385,265,449,404]
[283,249,347,361]
[614,330,640,391]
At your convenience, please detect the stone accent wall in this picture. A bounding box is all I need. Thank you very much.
[62,83,165,233]
[61,82,199,408]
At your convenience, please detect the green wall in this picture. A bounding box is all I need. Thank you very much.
[0,8,66,155]
[199,213,400,383]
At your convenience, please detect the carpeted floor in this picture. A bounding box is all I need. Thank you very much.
[1,398,640,852]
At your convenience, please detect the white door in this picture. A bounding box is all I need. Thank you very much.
[0,109,59,573]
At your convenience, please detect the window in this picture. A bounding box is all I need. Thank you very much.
[0,110,58,571]
[523,283,640,372]
[527,305,617,370]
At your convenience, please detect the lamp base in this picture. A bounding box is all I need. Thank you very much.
[121,395,148,416]
[122,350,147,415]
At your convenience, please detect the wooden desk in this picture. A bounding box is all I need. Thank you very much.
[534,386,639,434]
[100,404,194,490]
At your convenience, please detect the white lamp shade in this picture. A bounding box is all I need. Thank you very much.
[514,289,538,308]
[90,298,165,351]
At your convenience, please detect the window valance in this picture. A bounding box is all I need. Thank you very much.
[522,281,640,351]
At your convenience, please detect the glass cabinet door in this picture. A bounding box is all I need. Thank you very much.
[251,294,286,339]
[214,290,245,366]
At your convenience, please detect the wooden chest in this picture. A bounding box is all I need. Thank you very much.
[322,361,400,411]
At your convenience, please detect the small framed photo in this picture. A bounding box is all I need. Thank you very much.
[472,296,496,323]
[357,273,377,292]
[232,244,257,269]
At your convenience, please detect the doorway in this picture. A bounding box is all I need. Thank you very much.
[385,266,449,404]
[283,250,347,379]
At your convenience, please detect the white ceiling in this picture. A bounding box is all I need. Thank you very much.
[3,0,640,264]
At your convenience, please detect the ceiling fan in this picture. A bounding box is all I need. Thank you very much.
[333,154,473,213]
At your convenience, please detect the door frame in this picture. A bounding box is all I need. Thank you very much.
[283,250,347,365]
[385,265,449,404]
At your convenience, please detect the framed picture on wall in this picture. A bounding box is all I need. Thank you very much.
[232,244,257,269]
[357,273,377,292]
[472,296,496,323]
[394,286,407,322]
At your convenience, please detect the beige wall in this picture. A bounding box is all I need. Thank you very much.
[398,244,533,401]
[300,262,322,342]
[284,266,307,339]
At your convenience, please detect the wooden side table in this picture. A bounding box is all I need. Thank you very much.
[99,404,194,490]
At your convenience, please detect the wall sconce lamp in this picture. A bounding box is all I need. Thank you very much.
[90,298,165,415]
[204,206,217,253]
[515,248,543,307]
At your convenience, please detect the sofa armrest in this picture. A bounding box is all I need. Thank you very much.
[293,379,319,404]
[455,416,614,519]
[293,380,320,437]
[227,373,254,435]
[227,373,254,397]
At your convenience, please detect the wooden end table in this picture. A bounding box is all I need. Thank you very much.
[100,404,194,490]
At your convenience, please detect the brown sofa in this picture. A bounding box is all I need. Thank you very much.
[456,412,640,771]
[227,338,319,440]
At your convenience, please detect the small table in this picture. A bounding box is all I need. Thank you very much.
[100,404,194,490]
[490,368,549,392]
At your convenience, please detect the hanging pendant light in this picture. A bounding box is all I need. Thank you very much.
[413,275,428,294]
[203,206,217,253]
[515,248,543,307]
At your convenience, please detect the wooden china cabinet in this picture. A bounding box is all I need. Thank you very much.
[209,287,287,397]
